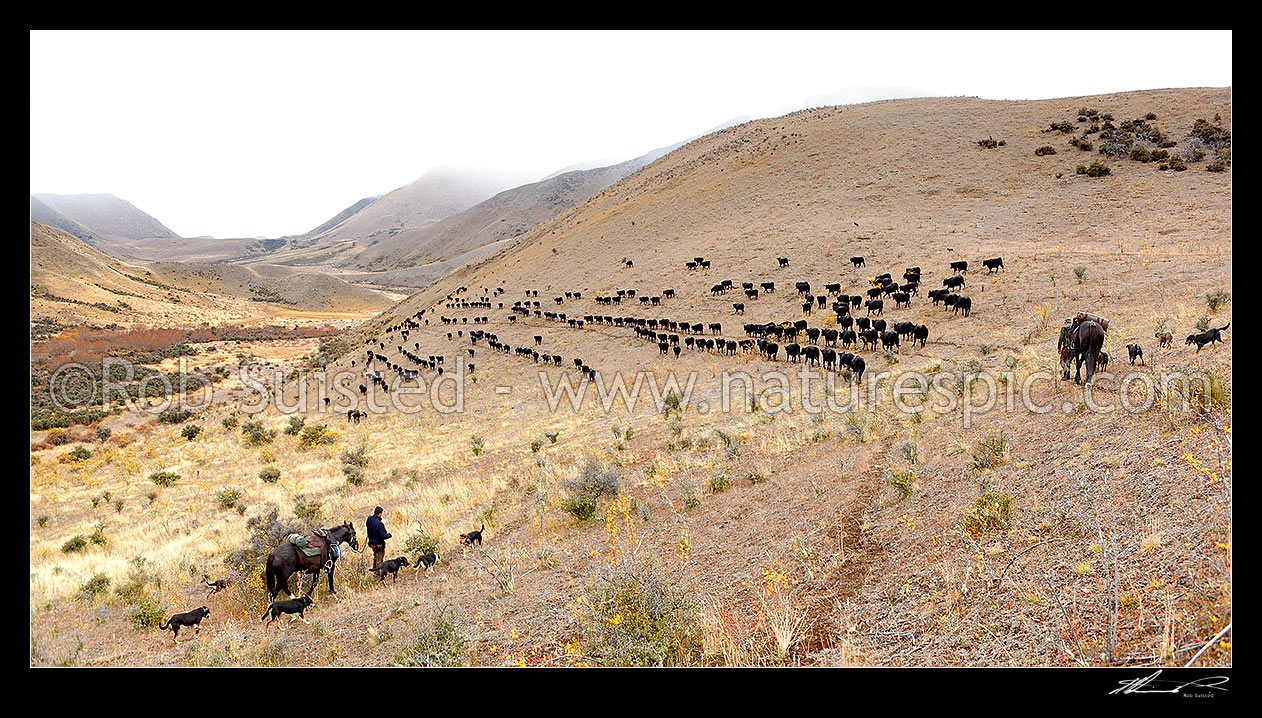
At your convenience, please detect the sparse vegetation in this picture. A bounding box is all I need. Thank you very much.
[1206,290,1231,312]
[149,470,180,487]
[578,557,704,666]
[561,458,622,521]
[392,611,470,667]
[299,424,335,449]
[242,421,275,446]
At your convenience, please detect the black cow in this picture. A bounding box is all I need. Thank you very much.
[850,256,866,268]
[860,329,879,350]
[881,331,900,352]
[982,257,1004,273]
[913,324,929,348]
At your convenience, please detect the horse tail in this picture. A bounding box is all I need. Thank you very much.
[265,556,277,597]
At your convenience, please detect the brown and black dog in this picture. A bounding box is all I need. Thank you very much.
[1186,323,1229,352]
[260,596,313,629]
[1155,332,1173,349]
[459,525,485,548]
[160,606,210,643]
[205,579,229,598]
[413,552,440,579]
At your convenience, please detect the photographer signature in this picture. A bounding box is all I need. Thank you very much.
[1111,670,1228,695]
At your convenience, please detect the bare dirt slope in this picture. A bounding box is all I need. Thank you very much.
[30,89,1231,668]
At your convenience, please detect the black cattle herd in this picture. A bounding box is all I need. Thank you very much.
[340,254,1013,409]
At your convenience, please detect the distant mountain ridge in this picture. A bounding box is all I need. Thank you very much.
[31,193,180,245]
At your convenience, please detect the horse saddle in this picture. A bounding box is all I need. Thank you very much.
[287,531,327,557]
[1074,312,1109,332]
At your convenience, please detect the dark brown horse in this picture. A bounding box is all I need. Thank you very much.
[265,522,358,601]
[1066,320,1107,385]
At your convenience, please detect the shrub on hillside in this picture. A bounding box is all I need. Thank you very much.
[340,444,369,467]
[181,424,203,441]
[1076,160,1111,177]
[577,557,703,667]
[392,611,470,667]
[970,431,1011,471]
[293,495,323,524]
[299,424,335,449]
[1206,290,1231,311]
[62,535,88,553]
[150,470,180,487]
[79,573,111,601]
[217,487,244,510]
[963,491,1014,535]
[63,446,92,462]
[561,458,622,521]
[259,466,281,483]
[1034,145,1057,156]
[242,421,275,446]
[405,530,441,557]
[158,406,195,424]
[125,594,165,630]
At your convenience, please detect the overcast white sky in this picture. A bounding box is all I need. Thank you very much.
[30,30,1231,239]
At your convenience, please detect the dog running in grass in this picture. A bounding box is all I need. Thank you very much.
[459,525,485,548]
[1186,323,1229,352]
[205,579,229,598]
[159,606,210,643]
[260,596,313,629]
[413,552,440,579]
[368,556,408,583]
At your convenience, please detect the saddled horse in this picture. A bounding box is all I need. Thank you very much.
[265,522,359,602]
[1063,320,1107,385]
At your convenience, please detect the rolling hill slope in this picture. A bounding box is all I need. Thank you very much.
[29,89,1232,668]
[31,193,180,244]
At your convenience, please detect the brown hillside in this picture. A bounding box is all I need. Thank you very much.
[30,89,1231,668]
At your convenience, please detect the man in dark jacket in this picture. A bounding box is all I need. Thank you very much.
[366,506,391,570]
